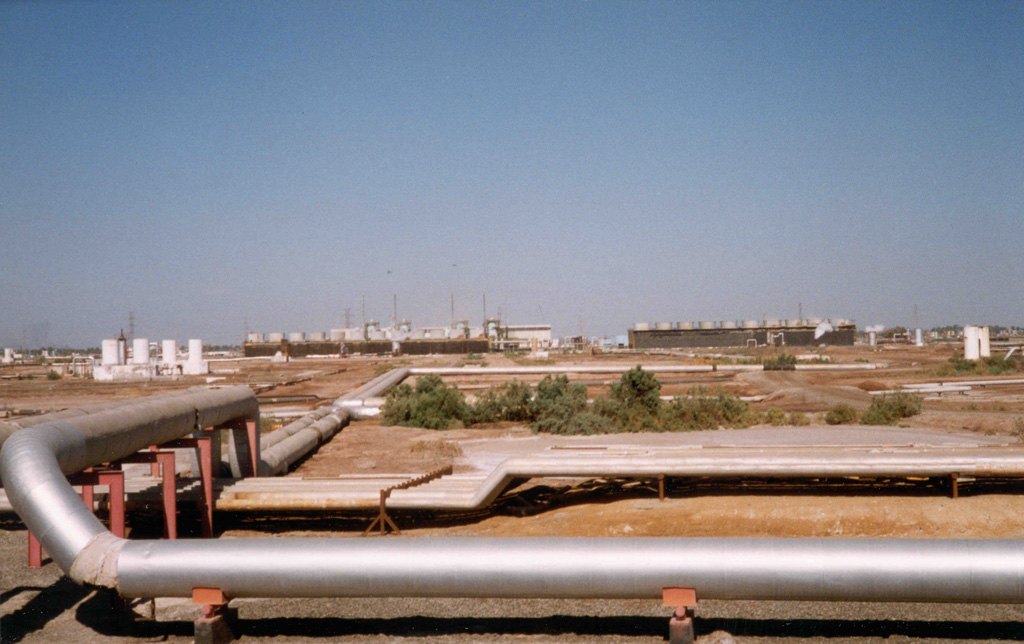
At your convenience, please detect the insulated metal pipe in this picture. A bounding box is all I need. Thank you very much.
[115,536,1024,602]
[8,383,1024,605]
[0,386,257,575]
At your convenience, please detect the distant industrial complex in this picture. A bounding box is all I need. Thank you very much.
[628,318,857,349]
[242,319,554,358]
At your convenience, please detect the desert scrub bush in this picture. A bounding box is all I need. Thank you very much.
[860,391,923,425]
[762,407,787,426]
[610,366,662,416]
[662,387,755,431]
[933,355,1023,377]
[409,440,463,458]
[1012,417,1024,441]
[471,380,534,423]
[763,353,798,370]
[787,411,812,426]
[381,375,470,430]
[45,369,62,380]
[824,404,859,425]
[532,375,605,434]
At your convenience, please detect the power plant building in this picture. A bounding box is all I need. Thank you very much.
[629,319,856,349]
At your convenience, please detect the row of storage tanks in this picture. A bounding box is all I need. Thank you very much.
[634,319,852,331]
[246,329,365,343]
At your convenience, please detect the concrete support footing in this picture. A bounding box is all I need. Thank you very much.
[194,607,238,644]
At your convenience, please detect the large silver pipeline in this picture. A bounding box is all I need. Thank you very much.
[8,381,1024,604]
[116,537,1024,602]
[258,406,350,476]
[0,386,257,580]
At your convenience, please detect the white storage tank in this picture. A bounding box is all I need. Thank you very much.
[964,326,981,360]
[246,332,264,343]
[132,338,150,365]
[329,329,345,341]
[980,326,991,357]
[634,322,650,331]
[288,332,305,342]
[698,321,716,329]
[268,332,285,343]
[742,320,759,329]
[183,339,208,375]
[162,340,177,366]
[654,322,672,330]
[677,322,694,330]
[763,319,780,328]
[101,339,120,366]
[309,331,327,341]
[784,319,801,327]
[720,320,738,329]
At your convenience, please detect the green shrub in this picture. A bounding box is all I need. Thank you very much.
[762,407,787,426]
[825,404,859,425]
[787,411,812,426]
[609,366,662,415]
[933,355,1023,377]
[860,391,923,425]
[764,353,798,369]
[381,375,470,430]
[662,388,755,431]
[46,369,62,380]
[471,380,534,423]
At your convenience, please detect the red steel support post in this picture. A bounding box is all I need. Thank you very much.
[28,532,42,568]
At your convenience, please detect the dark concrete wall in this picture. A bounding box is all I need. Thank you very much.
[628,326,856,349]
[243,339,490,357]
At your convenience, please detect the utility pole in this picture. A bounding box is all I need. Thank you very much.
[451,293,455,326]
[483,293,486,324]
[393,294,397,327]
[344,308,352,328]
[128,311,136,341]
[798,303,802,320]
[361,295,365,328]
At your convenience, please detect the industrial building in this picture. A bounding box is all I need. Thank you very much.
[629,319,856,350]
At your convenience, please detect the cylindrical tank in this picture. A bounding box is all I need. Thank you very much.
[964,326,981,360]
[329,329,345,341]
[288,332,305,342]
[654,322,672,330]
[309,332,326,341]
[188,339,203,362]
[784,319,801,327]
[677,322,694,330]
[868,331,877,346]
[365,320,380,333]
[807,318,822,326]
[698,321,716,330]
[2,348,13,363]
[634,322,650,331]
[763,319,780,328]
[980,326,991,357]
[720,321,737,329]
[742,320,759,329]
[914,328,923,347]
[162,340,177,365]
[268,332,285,343]
[398,320,413,333]
[101,339,119,366]
[132,338,150,365]
[246,332,263,343]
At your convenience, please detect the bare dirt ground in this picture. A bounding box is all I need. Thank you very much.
[5,345,1024,643]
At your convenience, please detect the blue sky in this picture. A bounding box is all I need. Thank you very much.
[2,1,1022,347]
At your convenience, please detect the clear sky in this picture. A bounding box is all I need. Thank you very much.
[2,1,1022,347]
